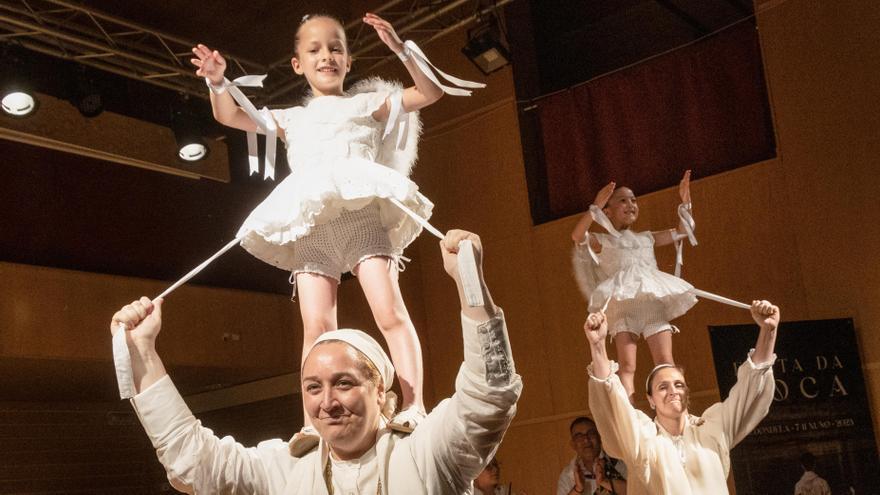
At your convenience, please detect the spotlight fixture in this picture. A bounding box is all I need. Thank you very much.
[1,90,36,117]
[461,14,511,75]
[70,67,104,118]
[171,102,208,162]
[1,45,37,117]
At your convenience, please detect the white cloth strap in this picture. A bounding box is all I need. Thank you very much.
[156,236,244,300]
[112,235,245,399]
[113,325,136,399]
[678,202,697,245]
[582,204,620,265]
[381,40,484,150]
[383,91,409,150]
[589,204,621,237]
[388,197,483,307]
[674,202,696,277]
[218,75,277,180]
[691,288,750,309]
[403,40,486,96]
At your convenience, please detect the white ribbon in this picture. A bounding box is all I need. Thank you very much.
[383,91,409,150]
[677,202,697,246]
[589,204,621,237]
[691,288,750,310]
[403,40,486,97]
[674,203,696,277]
[113,324,136,399]
[220,75,277,180]
[381,40,485,150]
[388,197,483,307]
[581,205,621,265]
[113,235,245,399]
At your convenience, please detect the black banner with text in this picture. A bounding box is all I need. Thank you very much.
[709,318,879,495]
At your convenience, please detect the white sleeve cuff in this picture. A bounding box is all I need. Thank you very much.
[587,360,620,383]
[746,349,777,370]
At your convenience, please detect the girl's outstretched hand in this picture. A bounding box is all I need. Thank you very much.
[363,13,404,54]
[679,169,692,204]
[592,181,616,209]
[584,311,608,346]
[191,44,227,85]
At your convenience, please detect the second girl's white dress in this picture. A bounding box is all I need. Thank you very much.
[236,78,433,272]
[574,230,697,337]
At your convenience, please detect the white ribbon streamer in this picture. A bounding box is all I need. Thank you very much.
[673,203,697,277]
[381,40,485,151]
[383,91,408,151]
[589,204,621,237]
[677,203,697,246]
[221,75,277,180]
[581,205,621,265]
[113,235,244,399]
[113,324,136,399]
[156,236,244,300]
[388,197,483,307]
[389,197,443,238]
[403,40,486,96]
[691,288,750,310]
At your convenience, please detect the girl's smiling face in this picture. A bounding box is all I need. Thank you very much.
[291,17,351,97]
[603,186,639,229]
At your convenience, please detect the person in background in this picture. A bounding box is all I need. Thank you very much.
[474,456,528,495]
[556,417,627,495]
[794,452,831,495]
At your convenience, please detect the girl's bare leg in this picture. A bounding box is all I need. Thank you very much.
[646,329,674,366]
[614,331,639,403]
[296,272,339,428]
[356,257,424,412]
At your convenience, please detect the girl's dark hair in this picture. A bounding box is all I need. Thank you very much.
[294,13,348,56]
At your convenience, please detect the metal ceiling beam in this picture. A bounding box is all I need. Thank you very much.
[0,0,515,104]
[0,0,265,98]
[265,0,515,103]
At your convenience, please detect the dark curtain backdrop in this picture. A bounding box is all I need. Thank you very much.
[536,21,776,220]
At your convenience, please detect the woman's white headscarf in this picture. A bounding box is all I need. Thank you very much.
[309,329,395,391]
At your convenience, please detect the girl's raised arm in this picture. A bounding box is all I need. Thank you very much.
[363,13,446,117]
[653,170,692,247]
[571,181,616,251]
[191,44,285,141]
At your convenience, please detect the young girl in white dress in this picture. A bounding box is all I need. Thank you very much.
[571,171,698,401]
[191,12,481,448]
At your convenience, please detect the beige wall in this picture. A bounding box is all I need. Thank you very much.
[408,0,880,492]
[2,0,878,492]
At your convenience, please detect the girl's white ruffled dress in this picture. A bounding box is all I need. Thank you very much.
[237,79,433,271]
[574,230,697,337]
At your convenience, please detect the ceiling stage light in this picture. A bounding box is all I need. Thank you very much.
[171,104,208,162]
[2,91,36,116]
[178,141,207,161]
[1,45,37,117]
[71,67,104,118]
[462,16,511,76]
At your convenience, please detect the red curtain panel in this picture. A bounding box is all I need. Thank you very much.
[537,21,776,219]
